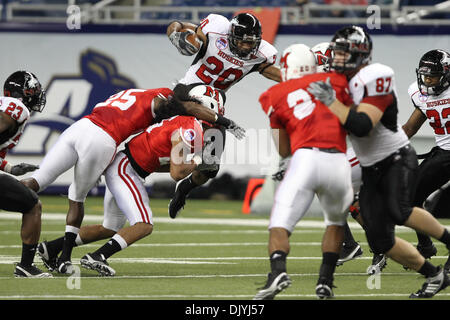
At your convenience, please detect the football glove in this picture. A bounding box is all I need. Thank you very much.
[10,163,39,176]
[307,77,336,106]
[272,156,291,181]
[169,29,201,56]
[225,120,246,140]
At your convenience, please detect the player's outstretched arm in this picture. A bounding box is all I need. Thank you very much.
[402,108,426,139]
[259,63,281,82]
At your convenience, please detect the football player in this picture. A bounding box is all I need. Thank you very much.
[23,84,241,275]
[166,13,280,219]
[254,44,354,300]
[307,26,450,298]
[0,71,51,277]
[37,86,217,276]
[402,49,450,272]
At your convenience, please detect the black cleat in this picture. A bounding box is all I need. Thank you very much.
[417,243,438,259]
[444,255,450,275]
[336,243,363,266]
[80,253,115,276]
[366,254,387,275]
[14,263,53,278]
[36,241,58,272]
[168,177,190,219]
[253,272,292,300]
[316,277,335,299]
[410,267,450,298]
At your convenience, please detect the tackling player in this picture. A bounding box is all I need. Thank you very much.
[307,25,450,298]
[23,84,241,275]
[254,44,354,300]
[402,49,450,272]
[166,13,280,219]
[0,71,51,277]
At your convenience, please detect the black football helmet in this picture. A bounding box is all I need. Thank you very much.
[416,49,450,96]
[3,71,46,112]
[228,13,262,60]
[330,26,372,73]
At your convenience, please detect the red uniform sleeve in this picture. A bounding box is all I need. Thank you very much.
[259,90,284,129]
[361,94,394,112]
[179,118,204,154]
[331,75,354,107]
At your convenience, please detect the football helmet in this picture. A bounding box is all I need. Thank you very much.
[228,13,262,60]
[3,71,46,112]
[279,44,316,82]
[416,49,450,96]
[188,84,226,116]
[330,26,372,73]
[312,42,333,73]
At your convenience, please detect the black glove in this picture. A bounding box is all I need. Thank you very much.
[10,163,39,176]
[215,114,246,140]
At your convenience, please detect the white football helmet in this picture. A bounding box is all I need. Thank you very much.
[188,84,226,115]
[311,42,333,73]
[280,44,317,81]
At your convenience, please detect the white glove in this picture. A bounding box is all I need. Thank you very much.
[272,156,291,181]
[169,29,201,56]
[226,120,246,140]
[307,77,336,106]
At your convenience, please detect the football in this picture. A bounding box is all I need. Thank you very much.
[181,28,202,51]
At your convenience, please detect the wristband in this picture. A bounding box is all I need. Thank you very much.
[215,114,231,127]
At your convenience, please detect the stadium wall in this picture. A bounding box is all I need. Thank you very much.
[0,27,447,196]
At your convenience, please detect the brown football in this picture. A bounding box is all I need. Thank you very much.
[181,28,202,50]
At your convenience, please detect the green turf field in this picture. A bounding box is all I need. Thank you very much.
[1,195,449,300]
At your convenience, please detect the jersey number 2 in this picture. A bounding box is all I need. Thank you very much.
[287,89,316,120]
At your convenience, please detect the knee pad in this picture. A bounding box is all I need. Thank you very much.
[390,205,413,225]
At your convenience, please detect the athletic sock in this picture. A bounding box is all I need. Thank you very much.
[319,252,339,281]
[94,234,128,260]
[438,229,450,250]
[46,236,65,257]
[20,243,37,267]
[269,250,287,276]
[343,223,357,247]
[418,260,439,278]
[178,174,198,194]
[416,232,433,247]
[58,225,79,262]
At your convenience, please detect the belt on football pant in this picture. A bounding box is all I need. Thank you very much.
[302,147,341,154]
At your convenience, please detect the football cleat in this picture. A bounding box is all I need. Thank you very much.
[80,253,116,277]
[410,266,450,298]
[56,259,75,275]
[253,272,292,300]
[168,176,190,219]
[417,243,438,259]
[444,255,450,275]
[366,254,387,275]
[37,241,58,272]
[336,243,363,266]
[316,277,335,299]
[14,263,53,278]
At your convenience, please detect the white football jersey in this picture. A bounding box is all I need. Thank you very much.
[179,14,278,92]
[408,81,450,150]
[348,63,409,166]
[0,96,30,153]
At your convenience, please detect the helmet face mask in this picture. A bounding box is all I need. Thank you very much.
[330,26,372,74]
[228,13,262,60]
[416,49,450,96]
[3,71,46,112]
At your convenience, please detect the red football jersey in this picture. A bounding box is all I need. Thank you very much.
[259,72,353,153]
[126,116,204,174]
[85,88,173,145]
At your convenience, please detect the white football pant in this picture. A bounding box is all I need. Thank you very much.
[269,148,353,233]
[102,152,153,232]
[32,118,117,202]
